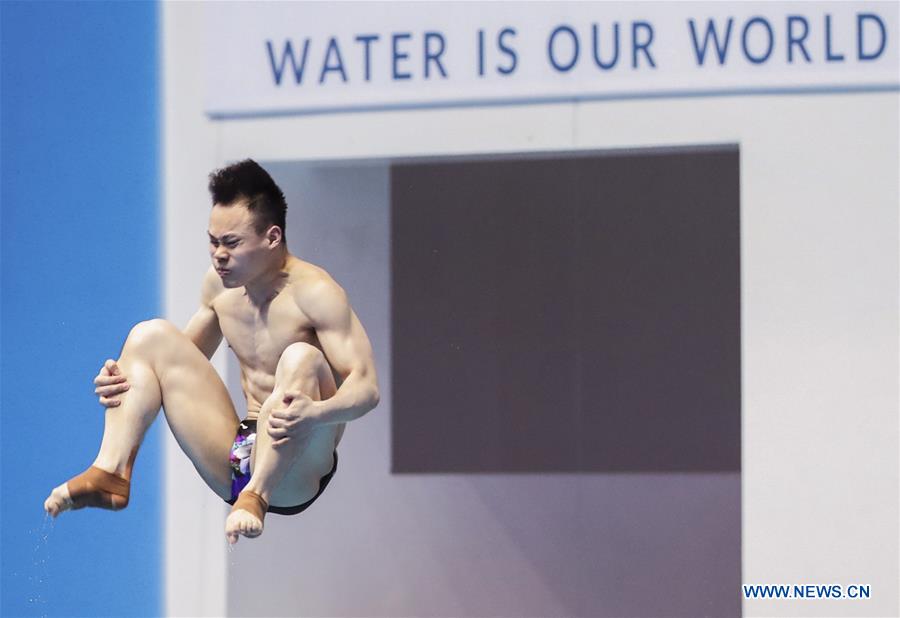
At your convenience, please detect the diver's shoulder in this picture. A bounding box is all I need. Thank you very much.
[286,257,343,303]
[286,256,335,286]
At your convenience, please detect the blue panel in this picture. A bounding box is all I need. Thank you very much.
[1,2,161,616]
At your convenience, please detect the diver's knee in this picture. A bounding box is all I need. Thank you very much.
[125,318,179,352]
[276,342,326,382]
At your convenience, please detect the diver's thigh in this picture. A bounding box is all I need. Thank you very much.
[153,334,240,498]
[266,428,339,507]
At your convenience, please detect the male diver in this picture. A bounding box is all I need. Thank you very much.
[44,159,380,544]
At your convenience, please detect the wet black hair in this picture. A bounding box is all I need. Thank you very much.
[208,159,287,241]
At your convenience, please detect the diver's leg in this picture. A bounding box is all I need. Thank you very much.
[225,342,337,543]
[45,319,239,515]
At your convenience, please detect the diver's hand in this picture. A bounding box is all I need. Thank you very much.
[267,392,320,448]
[93,359,130,408]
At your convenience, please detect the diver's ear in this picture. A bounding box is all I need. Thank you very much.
[265,225,283,248]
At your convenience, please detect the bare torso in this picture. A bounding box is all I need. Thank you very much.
[209,256,346,454]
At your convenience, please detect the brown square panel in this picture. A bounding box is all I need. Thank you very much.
[392,147,740,473]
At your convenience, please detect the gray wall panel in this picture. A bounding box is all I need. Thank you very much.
[392,150,741,473]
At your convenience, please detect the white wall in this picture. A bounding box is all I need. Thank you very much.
[162,4,226,616]
[165,3,899,616]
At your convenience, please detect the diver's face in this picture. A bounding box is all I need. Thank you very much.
[208,202,274,288]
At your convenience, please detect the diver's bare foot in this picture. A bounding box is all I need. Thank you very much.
[225,508,264,544]
[43,483,74,517]
[225,490,268,544]
[43,466,130,517]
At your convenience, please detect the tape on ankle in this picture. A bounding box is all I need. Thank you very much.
[232,490,268,521]
[67,466,130,510]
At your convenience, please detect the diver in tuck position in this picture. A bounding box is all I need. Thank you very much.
[44,159,380,544]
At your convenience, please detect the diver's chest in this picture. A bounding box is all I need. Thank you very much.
[217,296,315,363]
